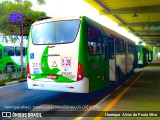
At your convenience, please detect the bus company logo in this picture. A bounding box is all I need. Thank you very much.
[2,112,11,117]
[30,53,34,59]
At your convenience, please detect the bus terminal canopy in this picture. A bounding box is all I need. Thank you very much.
[84,0,160,47]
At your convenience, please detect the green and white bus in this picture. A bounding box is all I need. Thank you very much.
[0,43,26,71]
[137,45,153,67]
[27,16,136,93]
[148,48,153,62]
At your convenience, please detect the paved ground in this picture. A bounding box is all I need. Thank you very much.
[1,61,160,120]
[76,61,160,120]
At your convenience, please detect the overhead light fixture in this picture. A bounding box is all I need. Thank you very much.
[133,10,138,17]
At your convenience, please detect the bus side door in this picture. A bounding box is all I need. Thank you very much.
[88,41,103,92]
[87,25,103,92]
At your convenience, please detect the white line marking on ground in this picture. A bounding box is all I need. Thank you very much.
[0,82,25,88]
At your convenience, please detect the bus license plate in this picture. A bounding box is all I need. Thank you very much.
[47,75,57,79]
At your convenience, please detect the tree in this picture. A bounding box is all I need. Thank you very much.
[37,0,45,5]
[0,0,46,35]
[14,0,45,5]
[0,0,47,77]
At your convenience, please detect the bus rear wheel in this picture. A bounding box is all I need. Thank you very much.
[6,63,14,72]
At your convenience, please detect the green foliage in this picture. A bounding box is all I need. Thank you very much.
[20,67,26,78]
[0,79,14,86]
[20,71,24,78]
[37,0,45,5]
[7,69,13,80]
[0,0,47,35]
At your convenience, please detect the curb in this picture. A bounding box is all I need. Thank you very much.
[0,79,27,87]
[5,81,19,85]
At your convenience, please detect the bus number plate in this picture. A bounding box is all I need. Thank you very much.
[47,75,57,79]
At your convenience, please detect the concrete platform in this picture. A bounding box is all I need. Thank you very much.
[74,61,160,120]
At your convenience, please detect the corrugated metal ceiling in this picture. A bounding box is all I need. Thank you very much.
[84,0,160,47]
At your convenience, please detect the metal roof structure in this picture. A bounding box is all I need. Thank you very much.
[84,0,160,47]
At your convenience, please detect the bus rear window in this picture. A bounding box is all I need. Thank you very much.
[4,46,14,56]
[32,20,80,44]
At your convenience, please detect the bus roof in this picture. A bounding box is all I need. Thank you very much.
[31,16,135,44]
[32,16,82,26]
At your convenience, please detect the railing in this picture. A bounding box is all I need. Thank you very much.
[0,65,27,81]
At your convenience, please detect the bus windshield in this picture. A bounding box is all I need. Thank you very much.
[32,20,80,44]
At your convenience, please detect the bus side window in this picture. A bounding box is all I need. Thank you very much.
[88,41,101,55]
[4,47,14,56]
[4,52,8,56]
[23,47,25,56]
[25,47,27,55]
[88,42,94,54]
[108,37,114,59]
[87,25,101,55]
[0,49,2,59]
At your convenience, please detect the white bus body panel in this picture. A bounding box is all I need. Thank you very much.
[27,77,89,93]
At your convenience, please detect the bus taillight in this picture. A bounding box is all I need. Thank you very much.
[77,62,84,81]
[27,63,31,79]
[27,63,30,73]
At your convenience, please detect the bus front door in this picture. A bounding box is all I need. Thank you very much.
[88,36,109,92]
